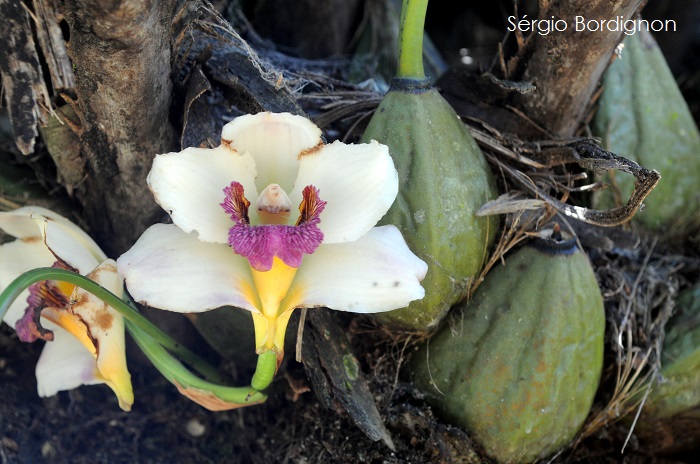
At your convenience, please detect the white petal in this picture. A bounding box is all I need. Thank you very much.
[0,206,49,239]
[36,320,103,397]
[118,224,260,313]
[0,206,73,239]
[221,112,322,193]
[71,259,133,410]
[42,218,102,273]
[285,226,427,313]
[36,319,132,411]
[0,206,105,272]
[148,146,258,244]
[289,140,398,244]
[0,240,55,327]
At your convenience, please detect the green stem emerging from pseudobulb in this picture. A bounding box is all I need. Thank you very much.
[0,268,278,400]
[397,0,430,79]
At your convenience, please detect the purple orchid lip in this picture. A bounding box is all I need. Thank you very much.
[221,182,326,271]
[16,260,78,343]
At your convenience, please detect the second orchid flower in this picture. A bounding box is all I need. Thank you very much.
[0,206,133,411]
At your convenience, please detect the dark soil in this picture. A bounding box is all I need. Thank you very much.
[0,318,485,464]
[2,313,699,464]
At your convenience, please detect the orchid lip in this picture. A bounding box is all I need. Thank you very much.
[16,260,79,343]
[222,181,326,272]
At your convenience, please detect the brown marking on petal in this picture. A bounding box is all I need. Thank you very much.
[85,260,117,281]
[76,312,100,356]
[70,287,115,332]
[221,138,234,151]
[93,311,115,331]
[41,304,98,356]
[238,193,251,221]
[72,289,90,307]
[297,140,324,159]
[20,236,42,244]
[68,291,103,355]
[173,381,265,411]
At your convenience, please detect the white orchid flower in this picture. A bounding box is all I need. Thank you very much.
[118,112,427,358]
[0,206,133,411]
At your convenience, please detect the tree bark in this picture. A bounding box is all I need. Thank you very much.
[510,0,645,137]
[64,0,177,255]
[0,0,52,155]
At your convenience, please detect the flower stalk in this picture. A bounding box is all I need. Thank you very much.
[250,350,278,391]
[397,0,430,79]
[127,320,267,408]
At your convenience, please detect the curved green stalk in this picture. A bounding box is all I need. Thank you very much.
[0,267,221,382]
[127,320,266,407]
[1,267,279,404]
[397,0,430,79]
[251,350,278,391]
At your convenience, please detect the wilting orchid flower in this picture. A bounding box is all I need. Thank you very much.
[118,112,427,361]
[0,206,133,411]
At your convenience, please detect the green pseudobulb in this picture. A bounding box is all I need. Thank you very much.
[361,79,498,332]
[593,29,700,233]
[410,233,605,463]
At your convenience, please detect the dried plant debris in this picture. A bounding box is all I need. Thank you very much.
[582,240,682,438]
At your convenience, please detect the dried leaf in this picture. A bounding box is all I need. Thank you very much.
[174,381,265,412]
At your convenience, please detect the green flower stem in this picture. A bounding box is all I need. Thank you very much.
[397,0,430,79]
[251,350,277,391]
[127,320,267,407]
[0,267,221,382]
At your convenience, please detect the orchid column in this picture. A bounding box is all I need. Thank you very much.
[118,112,428,387]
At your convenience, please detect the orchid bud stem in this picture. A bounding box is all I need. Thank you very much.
[397,0,430,80]
[251,350,278,391]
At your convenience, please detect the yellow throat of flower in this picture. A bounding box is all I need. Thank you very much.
[38,280,96,355]
[250,256,298,355]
